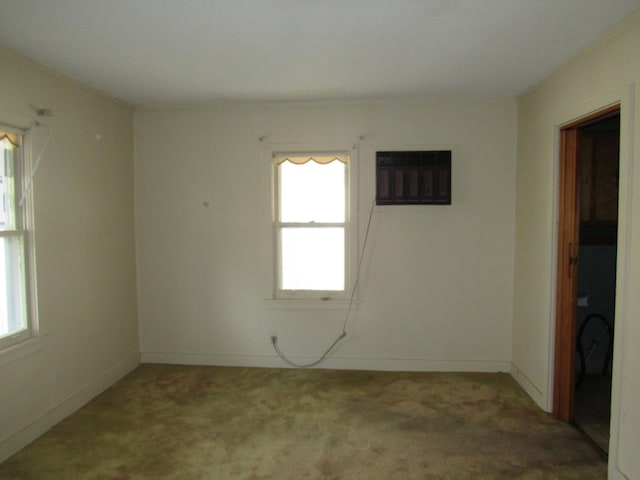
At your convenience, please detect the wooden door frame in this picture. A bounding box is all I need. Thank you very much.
[553,104,620,422]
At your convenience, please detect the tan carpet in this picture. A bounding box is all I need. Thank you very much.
[0,365,606,479]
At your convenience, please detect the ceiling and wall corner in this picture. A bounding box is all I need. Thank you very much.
[0,1,639,107]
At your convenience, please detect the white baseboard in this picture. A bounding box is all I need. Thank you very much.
[0,352,140,463]
[141,351,511,373]
[510,361,548,410]
[609,466,631,480]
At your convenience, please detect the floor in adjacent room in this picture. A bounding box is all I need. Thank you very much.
[573,375,612,455]
[0,365,607,480]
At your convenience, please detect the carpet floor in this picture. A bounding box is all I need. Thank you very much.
[0,365,607,479]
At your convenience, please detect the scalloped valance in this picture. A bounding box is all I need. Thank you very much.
[274,153,348,165]
[0,130,20,147]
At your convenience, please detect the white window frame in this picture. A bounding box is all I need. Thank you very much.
[272,145,357,301]
[0,125,38,352]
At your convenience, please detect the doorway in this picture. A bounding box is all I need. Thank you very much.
[554,105,620,454]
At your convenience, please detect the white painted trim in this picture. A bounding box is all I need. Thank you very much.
[0,334,46,367]
[609,468,631,480]
[266,142,359,302]
[510,361,547,410]
[264,298,357,310]
[608,83,634,480]
[545,126,562,413]
[0,352,140,463]
[141,351,510,373]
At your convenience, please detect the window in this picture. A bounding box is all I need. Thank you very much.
[376,150,451,205]
[0,128,36,350]
[274,152,349,298]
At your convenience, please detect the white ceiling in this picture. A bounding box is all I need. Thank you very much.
[1,0,639,107]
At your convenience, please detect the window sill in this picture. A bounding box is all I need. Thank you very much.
[0,335,47,366]
[264,298,358,310]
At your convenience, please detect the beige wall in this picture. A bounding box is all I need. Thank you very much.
[514,12,640,479]
[0,50,139,461]
[135,100,516,372]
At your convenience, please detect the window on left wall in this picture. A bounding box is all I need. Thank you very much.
[0,128,36,350]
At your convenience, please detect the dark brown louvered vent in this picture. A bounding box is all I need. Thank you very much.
[376,151,451,205]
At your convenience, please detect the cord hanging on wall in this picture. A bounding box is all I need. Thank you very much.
[271,198,377,368]
[19,115,54,208]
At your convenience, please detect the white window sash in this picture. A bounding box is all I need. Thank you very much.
[274,152,351,299]
[0,125,37,351]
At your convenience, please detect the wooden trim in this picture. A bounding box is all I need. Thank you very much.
[554,127,579,421]
[553,104,620,422]
[560,104,620,130]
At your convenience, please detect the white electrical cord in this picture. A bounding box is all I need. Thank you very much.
[271,198,376,368]
[19,124,53,208]
[271,331,346,369]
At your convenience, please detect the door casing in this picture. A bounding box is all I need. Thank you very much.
[553,104,620,421]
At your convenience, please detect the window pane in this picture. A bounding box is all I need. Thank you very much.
[281,227,344,291]
[0,235,27,338]
[280,160,345,223]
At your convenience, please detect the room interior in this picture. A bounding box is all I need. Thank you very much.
[0,1,640,478]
